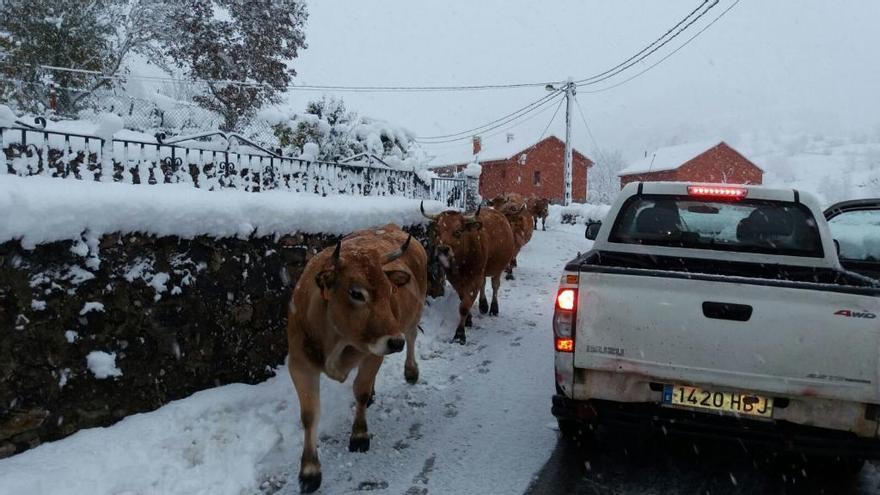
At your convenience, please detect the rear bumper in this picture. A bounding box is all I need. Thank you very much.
[552,394,880,458]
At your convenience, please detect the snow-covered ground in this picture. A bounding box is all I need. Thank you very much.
[0,224,589,495]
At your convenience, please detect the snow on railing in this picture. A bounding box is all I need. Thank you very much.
[0,123,432,199]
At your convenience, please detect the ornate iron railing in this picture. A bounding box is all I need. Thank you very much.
[0,122,432,199]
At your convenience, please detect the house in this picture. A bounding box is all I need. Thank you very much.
[430,134,593,203]
[618,141,763,188]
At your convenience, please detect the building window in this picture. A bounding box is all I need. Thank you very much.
[533,171,541,185]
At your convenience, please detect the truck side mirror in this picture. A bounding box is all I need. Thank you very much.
[585,221,602,240]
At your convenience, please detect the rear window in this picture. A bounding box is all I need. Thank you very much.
[609,195,824,257]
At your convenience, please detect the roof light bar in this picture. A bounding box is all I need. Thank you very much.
[687,185,748,200]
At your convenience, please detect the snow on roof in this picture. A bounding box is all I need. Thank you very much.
[427,134,566,168]
[617,140,726,176]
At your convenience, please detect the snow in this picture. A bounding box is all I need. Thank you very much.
[463,161,482,178]
[85,351,123,379]
[0,105,16,128]
[547,203,610,226]
[79,302,105,316]
[64,331,79,343]
[30,300,46,311]
[0,225,591,495]
[93,113,124,142]
[618,140,727,176]
[0,175,440,248]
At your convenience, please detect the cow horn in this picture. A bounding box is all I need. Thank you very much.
[420,201,438,220]
[331,241,342,266]
[465,204,481,222]
[384,234,412,264]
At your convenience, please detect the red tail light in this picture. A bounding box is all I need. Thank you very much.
[556,289,576,311]
[555,337,574,352]
[553,288,577,353]
[687,185,747,200]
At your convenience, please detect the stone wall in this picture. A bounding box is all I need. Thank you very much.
[0,225,441,458]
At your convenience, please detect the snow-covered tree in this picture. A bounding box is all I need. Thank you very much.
[587,149,627,205]
[267,97,418,163]
[158,0,308,131]
[0,0,167,116]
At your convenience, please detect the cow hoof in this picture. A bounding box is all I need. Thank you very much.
[299,473,322,493]
[465,313,474,327]
[349,436,371,453]
[452,331,467,345]
[489,302,499,316]
[505,273,515,281]
[478,300,489,314]
[405,366,419,384]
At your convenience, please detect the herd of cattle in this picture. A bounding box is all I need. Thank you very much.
[285,193,550,492]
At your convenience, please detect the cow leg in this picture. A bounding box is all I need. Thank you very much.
[478,278,489,314]
[533,216,538,229]
[453,284,479,344]
[350,354,384,453]
[542,217,546,231]
[289,362,322,493]
[505,258,517,280]
[490,274,501,316]
[465,312,473,327]
[404,326,419,384]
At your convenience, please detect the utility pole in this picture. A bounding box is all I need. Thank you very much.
[546,79,576,205]
[563,79,575,206]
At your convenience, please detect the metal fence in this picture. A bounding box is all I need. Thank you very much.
[0,122,431,199]
[430,177,469,209]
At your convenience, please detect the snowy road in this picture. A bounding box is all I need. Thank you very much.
[0,225,587,495]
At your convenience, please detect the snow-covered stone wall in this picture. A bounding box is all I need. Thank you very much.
[0,177,446,458]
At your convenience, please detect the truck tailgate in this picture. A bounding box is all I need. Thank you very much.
[575,270,880,403]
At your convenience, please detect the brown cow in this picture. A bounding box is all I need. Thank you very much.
[528,197,550,231]
[499,201,534,280]
[286,224,427,493]
[421,202,515,344]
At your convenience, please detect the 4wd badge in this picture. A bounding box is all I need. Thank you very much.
[834,309,877,319]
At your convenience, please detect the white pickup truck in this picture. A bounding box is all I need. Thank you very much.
[551,182,880,466]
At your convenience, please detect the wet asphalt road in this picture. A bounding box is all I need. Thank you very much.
[525,428,880,495]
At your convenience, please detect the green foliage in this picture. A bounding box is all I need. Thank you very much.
[0,0,115,115]
[159,0,308,131]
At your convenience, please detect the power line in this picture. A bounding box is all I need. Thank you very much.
[415,90,563,143]
[576,0,720,88]
[4,0,727,95]
[539,96,565,141]
[580,0,741,94]
[573,94,609,164]
[575,0,711,85]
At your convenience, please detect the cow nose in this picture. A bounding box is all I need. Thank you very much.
[387,337,405,354]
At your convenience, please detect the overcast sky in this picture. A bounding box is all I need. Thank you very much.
[285,0,880,161]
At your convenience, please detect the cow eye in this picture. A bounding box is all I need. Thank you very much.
[349,288,366,302]
[453,230,462,238]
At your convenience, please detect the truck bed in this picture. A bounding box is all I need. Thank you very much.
[570,250,880,404]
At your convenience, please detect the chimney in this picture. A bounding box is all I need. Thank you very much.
[506,132,514,143]
[472,136,482,156]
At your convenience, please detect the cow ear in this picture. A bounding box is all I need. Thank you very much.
[315,269,336,290]
[385,270,411,287]
[466,221,483,231]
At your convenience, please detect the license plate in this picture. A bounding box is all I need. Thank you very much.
[662,384,773,418]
